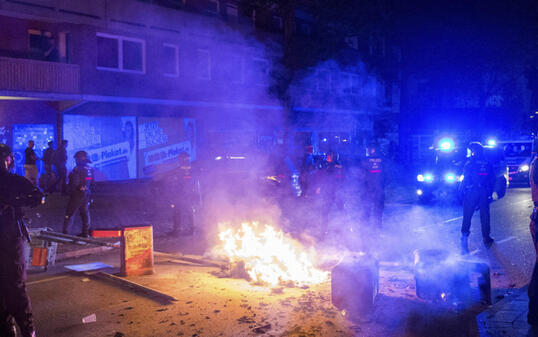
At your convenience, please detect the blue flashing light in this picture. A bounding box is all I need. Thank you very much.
[424,174,434,183]
[445,173,456,183]
[438,138,455,152]
[487,139,496,147]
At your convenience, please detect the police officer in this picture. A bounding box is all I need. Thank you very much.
[361,144,385,229]
[460,142,495,254]
[0,143,43,337]
[63,151,94,237]
[168,152,199,236]
[528,149,538,326]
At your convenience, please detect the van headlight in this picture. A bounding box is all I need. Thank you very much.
[520,164,530,172]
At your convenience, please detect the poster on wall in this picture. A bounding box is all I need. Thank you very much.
[12,124,55,176]
[63,115,137,181]
[137,117,196,179]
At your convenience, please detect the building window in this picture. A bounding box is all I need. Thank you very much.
[272,16,283,30]
[245,57,269,85]
[345,36,359,50]
[316,70,330,91]
[163,44,179,77]
[97,33,145,73]
[226,3,238,17]
[196,49,211,80]
[207,0,219,13]
[28,29,51,53]
[341,72,352,94]
[214,54,243,83]
[351,75,360,95]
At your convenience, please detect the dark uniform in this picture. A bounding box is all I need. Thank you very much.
[53,140,68,194]
[527,154,538,325]
[313,152,342,238]
[460,142,495,254]
[168,153,199,235]
[0,144,42,337]
[361,147,385,228]
[63,151,94,237]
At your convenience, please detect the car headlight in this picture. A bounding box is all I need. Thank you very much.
[458,175,464,182]
[417,174,424,182]
[520,164,530,172]
[444,173,456,183]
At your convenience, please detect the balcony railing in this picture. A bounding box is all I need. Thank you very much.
[0,56,80,94]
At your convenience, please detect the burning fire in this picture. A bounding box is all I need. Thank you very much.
[217,222,329,287]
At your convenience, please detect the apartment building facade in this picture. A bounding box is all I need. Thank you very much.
[0,0,398,180]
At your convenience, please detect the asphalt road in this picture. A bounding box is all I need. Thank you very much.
[24,187,535,336]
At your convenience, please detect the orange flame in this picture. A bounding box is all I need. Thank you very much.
[218,222,329,287]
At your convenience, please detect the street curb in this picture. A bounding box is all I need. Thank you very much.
[477,285,530,336]
[55,246,115,261]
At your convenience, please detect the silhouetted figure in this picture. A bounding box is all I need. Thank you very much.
[53,140,68,194]
[361,144,385,229]
[44,37,59,62]
[63,151,94,238]
[167,152,199,236]
[460,142,495,254]
[23,140,38,186]
[40,140,56,192]
[314,151,342,238]
[0,143,43,337]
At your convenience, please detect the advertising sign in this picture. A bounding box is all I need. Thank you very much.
[138,117,196,178]
[121,225,154,276]
[64,115,137,181]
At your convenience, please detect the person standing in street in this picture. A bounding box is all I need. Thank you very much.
[361,144,385,229]
[167,152,199,236]
[63,150,94,238]
[53,140,68,194]
[528,150,538,326]
[460,142,495,254]
[42,141,54,174]
[0,143,44,337]
[40,141,56,193]
[24,140,38,186]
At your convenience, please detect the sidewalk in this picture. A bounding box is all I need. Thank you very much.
[478,286,533,337]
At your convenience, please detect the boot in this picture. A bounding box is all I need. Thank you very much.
[483,236,494,248]
[460,236,469,255]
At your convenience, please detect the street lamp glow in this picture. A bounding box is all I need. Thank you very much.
[417,189,423,196]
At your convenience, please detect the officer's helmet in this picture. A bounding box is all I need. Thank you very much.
[468,142,484,158]
[0,143,14,172]
[74,150,90,166]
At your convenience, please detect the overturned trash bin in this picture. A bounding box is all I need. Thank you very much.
[414,249,490,305]
[331,253,379,320]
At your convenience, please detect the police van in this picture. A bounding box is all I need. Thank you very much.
[416,137,508,203]
[498,138,534,186]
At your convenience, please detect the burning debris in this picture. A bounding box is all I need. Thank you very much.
[213,222,330,287]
